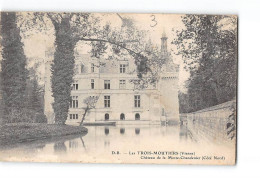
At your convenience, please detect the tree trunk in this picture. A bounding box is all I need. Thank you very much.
[79,108,89,126]
[51,17,77,125]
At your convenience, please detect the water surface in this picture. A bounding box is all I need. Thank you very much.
[0,124,235,164]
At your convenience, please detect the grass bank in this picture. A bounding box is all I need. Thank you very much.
[0,123,88,146]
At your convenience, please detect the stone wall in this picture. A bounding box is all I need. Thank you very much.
[180,100,236,143]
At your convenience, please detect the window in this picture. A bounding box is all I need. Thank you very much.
[91,79,94,89]
[104,80,110,89]
[135,113,140,120]
[72,81,78,90]
[119,80,126,89]
[70,114,78,120]
[81,64,87,73]
[105,113,109,120]
[134,95,141,108]
[104,96,110,108]
[91,63,95,73]
[120,113,125,120]
[70,96,78,108]
[120,64,126,73]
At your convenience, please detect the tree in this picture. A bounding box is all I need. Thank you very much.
[173,15,237,112]
[178,92,192,114]
[26,71,47,123]
[19,12,164,124]
[50,14,78,124]
[79,96,99,126]
[0,12,29,123]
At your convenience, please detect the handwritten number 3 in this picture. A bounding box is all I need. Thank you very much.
[150,15,157,27]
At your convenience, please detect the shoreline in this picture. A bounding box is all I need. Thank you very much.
[0,123,88,147]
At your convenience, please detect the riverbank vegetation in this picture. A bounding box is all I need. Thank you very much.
[174,15,237,113]
[0,123,88,146]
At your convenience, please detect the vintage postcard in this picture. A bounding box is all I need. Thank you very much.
[0,12,237,165]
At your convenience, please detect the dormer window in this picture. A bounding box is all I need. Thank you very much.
[120,64,126,73]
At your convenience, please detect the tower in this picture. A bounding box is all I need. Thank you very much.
[159,32,180,124]
[161,31,168,57]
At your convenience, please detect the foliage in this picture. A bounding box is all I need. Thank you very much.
[50,16,77,124]
[83,96,99,110]
[19,12,168,124]
[0,123,87,146]
[18,12,101,124]
[174,15,237,112]
[178,92,192,114]
[26,69,47,123]
[0,12,29,123]
[227,102,236,140]
[79,96,99,126]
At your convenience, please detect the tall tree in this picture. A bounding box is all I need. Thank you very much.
[173,15,237,112]
[49,15,78,124]
[1,12,28,123]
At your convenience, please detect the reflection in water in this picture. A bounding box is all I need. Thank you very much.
[135,128,140,135]
[104,127,109,135]
[179,124,195,142]
[69,140,78,149]
[25,144,46,154]
[80,137,87,151]
[104,140,110,148]
[120,128,125,135]
[179,124,188,140]
[35,144,46,150]
[1,125,202,162]
[54,141,67,154]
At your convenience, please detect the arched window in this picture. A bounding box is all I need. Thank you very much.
[135,113,140,120]
[120,113,125,120]
[105,113,109,121]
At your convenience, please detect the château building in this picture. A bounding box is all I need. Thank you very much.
[44,33,180,125]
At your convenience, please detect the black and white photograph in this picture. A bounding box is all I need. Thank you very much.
[0,11,237,165]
